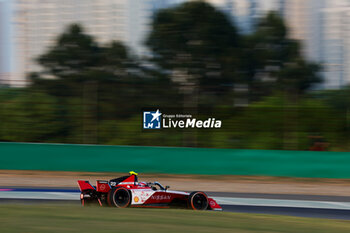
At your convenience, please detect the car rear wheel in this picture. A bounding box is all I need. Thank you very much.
[189,191,208,210]
[107,187,131,208]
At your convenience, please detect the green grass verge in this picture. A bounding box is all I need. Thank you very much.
[0,205,350,233]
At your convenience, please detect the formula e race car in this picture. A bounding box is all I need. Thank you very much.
[77,171,222,211]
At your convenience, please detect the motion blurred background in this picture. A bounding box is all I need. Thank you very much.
[0,0,349,151]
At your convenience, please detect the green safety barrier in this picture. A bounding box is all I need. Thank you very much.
[0,142,350,178]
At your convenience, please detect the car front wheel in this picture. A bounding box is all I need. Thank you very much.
[188,191,208,210]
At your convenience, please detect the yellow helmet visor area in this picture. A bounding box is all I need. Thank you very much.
[129,171,138,176]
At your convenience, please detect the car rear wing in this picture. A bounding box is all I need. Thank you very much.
[96,180,111,193]
[77,180,95,192]
[78,180,111,193]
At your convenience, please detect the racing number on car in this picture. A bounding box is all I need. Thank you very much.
[110,182,116,186]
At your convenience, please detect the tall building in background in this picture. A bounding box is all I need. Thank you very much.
[5,0,350,89]
[0,0,12,86]
[319,0,350,89]
[10,0,181,86]
[283,0,328,88]
[0,1,5,85]
[284,0,321,61]
[8,0,287,86]
[5,0,303,87]
[209,0,350,89]
[283,0,350,89]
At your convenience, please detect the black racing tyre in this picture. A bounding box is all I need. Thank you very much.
[188,191,208,210]
[107,187,131,208]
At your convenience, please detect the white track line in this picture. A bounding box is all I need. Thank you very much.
[0,191,80,200]
[1,191,350,210]
[213,197,350,210]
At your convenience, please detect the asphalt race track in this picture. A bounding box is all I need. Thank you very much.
[1,187,350,220]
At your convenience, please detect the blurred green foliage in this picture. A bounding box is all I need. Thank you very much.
[0,1,347,151]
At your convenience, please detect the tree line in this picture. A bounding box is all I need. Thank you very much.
[0,1,348,151]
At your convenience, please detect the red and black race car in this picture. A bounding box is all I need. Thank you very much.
[78,171,222,211]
